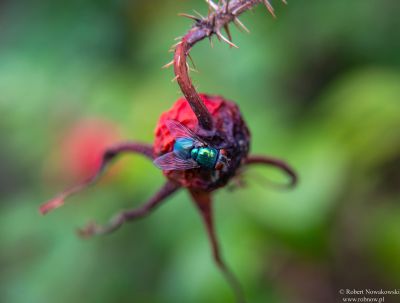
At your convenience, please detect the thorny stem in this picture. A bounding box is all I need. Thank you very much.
[39,142,154,215]
[190,189,246,303]
[245,155,297,187]
[78,181,180,237]
[174,0,276,131]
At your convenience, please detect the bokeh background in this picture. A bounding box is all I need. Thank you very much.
[1,0,400,302]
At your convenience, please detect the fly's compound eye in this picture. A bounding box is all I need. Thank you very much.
[215,149,230,171]
[220,149,228,156]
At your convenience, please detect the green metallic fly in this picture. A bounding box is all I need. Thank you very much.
[154,120,229,171]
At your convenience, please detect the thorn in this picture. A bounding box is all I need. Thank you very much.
[223,24,233,44]
[263,0,276,18]
[169,41,182,52]
[162,60,174,69]
[233,17,250,33]
[216,30,239,48]
[282,0,288,4]
[171,75,179,82]
[209,14,216,29]
[185,62,199,73]
[207,6,211,18]
[205,0,218,11]
[209,36,214,48]
[193,9,205,20]
[187,53,197,70]
[174,36,183,41]
[224,0,230,14]
[232,4,248,15]
[178,13,200,22]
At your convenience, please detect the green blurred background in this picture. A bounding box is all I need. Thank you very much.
[1,0,400,302]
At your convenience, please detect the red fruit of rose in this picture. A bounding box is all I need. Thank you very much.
[154,94,250,191]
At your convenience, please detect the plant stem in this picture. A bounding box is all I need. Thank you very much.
[174,0,263,130]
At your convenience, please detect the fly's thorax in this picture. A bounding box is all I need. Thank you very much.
[190,147,199,160]
[192,147,218,169]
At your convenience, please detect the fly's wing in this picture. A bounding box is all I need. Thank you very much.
[153,151,200,171]
[166,120,206,145]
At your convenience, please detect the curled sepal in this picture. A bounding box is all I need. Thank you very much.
[78,181,180,238]
[39,142,154,215]
[245,155,297,188]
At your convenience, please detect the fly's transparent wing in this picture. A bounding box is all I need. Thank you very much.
[166,120,205,144]
[153,152,200,171]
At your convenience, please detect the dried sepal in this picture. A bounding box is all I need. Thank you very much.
[78,181,180,237]
[245,155,297,188]
[39,142,153,215]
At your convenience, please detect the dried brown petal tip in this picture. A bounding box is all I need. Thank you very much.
[39,196,66,215]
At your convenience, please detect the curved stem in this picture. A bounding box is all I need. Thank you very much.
[190,189,246,303]
[174,0,265,130]
[78,181,180,237]
[174,36,214,130]
[39,142,154,215]
[245,154,298,187]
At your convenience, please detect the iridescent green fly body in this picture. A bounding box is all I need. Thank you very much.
[153,120,229,171]
[190,146,218,169]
